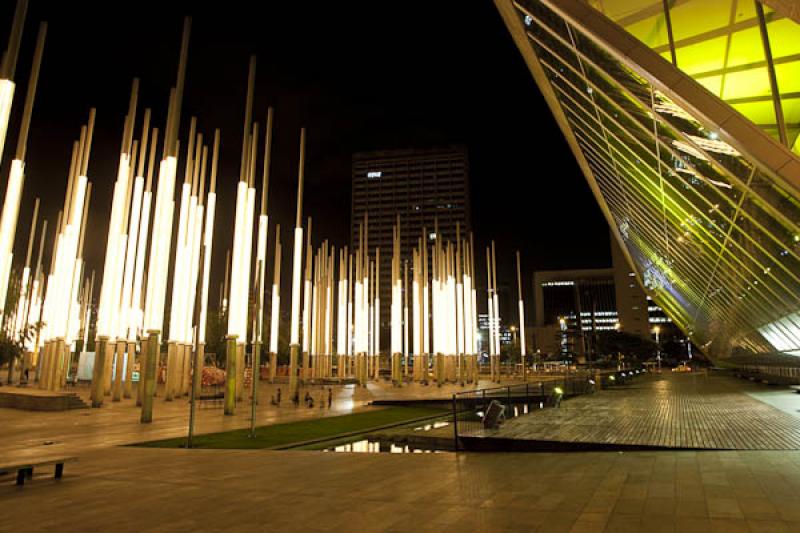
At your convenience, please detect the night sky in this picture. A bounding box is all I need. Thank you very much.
[1,0,610,311]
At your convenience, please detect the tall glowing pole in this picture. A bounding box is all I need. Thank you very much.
[288,128,306,395]
[422,230,430,383]
[6,197,36,384]
[196,130,219,399]
[301,218,312,381]
[390,218,401,386]
[373,247,380,381]
[516,250,527,381]
[135,127,158,405]
[336,247,347,378]
[403,259,409,379]
[412,246,421,381]
[141,17,191,423]
[492,241,500,380]
[98,80,139,401]
[0,21,44,320]
[0,0,27,171]
[486,246,496,382]
[225,56,256,415]
[253,107,272,390]
[166,118,196,401]
[269,225,281,383]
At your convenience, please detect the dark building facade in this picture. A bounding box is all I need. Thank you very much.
[351,146,471,331]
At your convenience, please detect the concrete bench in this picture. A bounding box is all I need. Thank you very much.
[0,457,76,486]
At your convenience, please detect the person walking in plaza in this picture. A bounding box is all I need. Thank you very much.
[276,387,281,406]
[327,387,332,408]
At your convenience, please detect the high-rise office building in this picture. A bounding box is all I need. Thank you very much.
[351,146,471,333]
[496,0,800,362]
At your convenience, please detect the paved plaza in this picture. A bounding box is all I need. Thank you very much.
[3,373,800,532]
[3,446,800,532]
[468,373,800,450]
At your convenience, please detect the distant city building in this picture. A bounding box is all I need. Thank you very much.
[351,146,471,334]
[531,237,679,359]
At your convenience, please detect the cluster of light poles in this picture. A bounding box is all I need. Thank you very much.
[0,4,541,426]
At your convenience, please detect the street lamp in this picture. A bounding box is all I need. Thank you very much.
[653,325,661,373]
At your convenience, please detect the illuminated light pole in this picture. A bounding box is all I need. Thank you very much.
[0,0,27,173]
[0,22,44,322]
[486,246,494,382]
[654,325,661,373]
[354,218,367,386]
[37,109,92,394]
[237,123,258,401]
[23,217,47,378]
[373,247,380,381]
[7,197,37,384]
[226,56,256,412]
[346,251,354,378]
[96,80,139,401]
[135,127,159,406]
[337,246,348,379]
[310,244,319,379]
[166,118,197,401]
[268,225,281,383]
[301,218,312,382]
[140,17,191,424]
[390,219,401,386]
[326,246,334,378]
[412,245,421,381]
[67,180,91,389]
[288,128,306,396]
[119,111,150,400]
[182,137,207,397]
[455,226,464,384]
[516,250,527,381]
[491,241,500,381]
[253,107,272,391]
[422,229,430,384]
[403,260,409,380]
[196,130,219,400]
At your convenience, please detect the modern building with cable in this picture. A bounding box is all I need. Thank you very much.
[496,0,800,361]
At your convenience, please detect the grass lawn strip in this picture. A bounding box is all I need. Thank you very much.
[134,406,446,450]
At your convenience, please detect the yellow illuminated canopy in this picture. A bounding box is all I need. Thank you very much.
[589,0,800,154]
[497,0,800,361]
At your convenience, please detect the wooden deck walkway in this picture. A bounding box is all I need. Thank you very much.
[465,372,800,450]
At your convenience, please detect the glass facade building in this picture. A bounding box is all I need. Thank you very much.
[495,0,800,361]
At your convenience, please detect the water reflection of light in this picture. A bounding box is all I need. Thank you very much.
[327,439,443,454]
[413,421,450,432]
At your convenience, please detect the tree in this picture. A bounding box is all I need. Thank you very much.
[595,330,656,361]
[3,322,42,384]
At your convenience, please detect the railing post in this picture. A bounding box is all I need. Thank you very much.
[452,393,459,452]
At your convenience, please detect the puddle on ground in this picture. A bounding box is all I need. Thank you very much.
[324,439,446,453]
[412,421,450,432]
